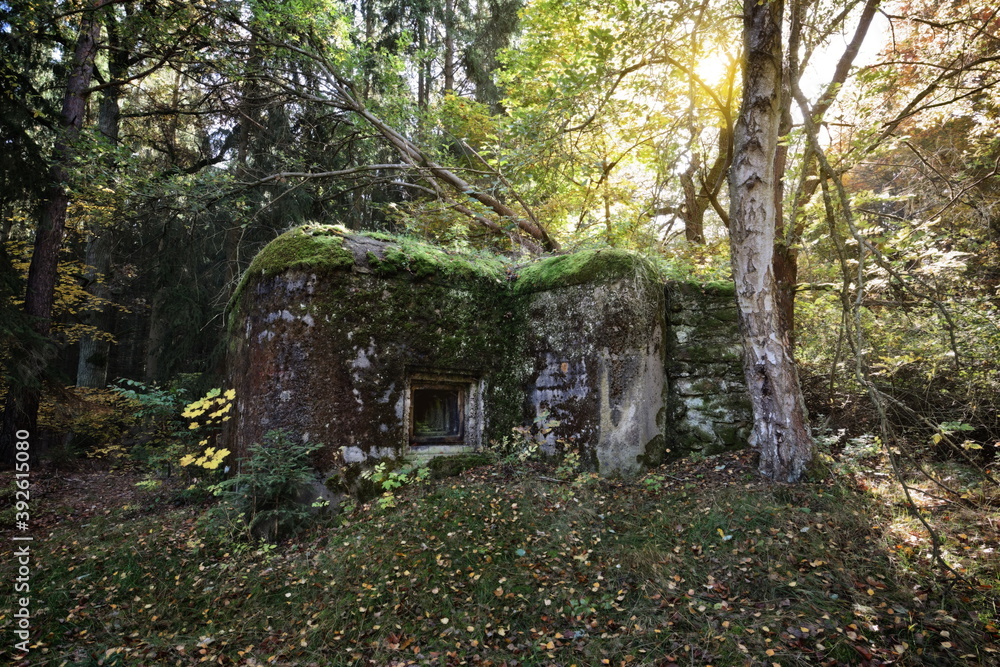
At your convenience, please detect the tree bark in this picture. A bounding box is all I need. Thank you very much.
[143,288,168,384]
[76,230,113,388]
[681,125,731,244]
[444,0,455,93]
[0,1,106,465]
[728,0,813,483]
[77,8,129,389]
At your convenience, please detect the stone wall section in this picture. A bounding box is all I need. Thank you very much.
[665,281,752,455]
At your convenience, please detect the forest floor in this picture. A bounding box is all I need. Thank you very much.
[2,448,998,666]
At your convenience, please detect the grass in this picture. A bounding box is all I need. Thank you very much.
[2,450,998,666]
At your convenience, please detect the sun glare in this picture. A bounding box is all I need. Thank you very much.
[695,52,734,88]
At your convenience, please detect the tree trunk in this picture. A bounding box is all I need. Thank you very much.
[444,0,455,93]
[142,233,170,384]
[681,126,731,244]
[727,0,813,483]
[417,18,428,111]
[76,230,113,388]
[77,11,127,389]
[771,68,796,339]
[773,0,882,342]
[143,292,169,384]
[0,2,105,465]
[680,157,705,244]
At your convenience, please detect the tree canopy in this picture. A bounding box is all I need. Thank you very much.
[0,0,998,486]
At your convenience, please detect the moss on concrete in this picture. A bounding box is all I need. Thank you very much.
[228,225,355,326]
[228,225,515,333]
[248,225,356,279]
[368,239,507,284]
[699,280,737,296]
[514,248,660,293]
[230,228,749,471]
[294,251,530,450]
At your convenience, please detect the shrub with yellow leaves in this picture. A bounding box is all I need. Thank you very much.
[181,388,236,429]
[179,446,230,470]
[178,388,236,472]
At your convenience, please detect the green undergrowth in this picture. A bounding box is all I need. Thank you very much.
[6,452,997,666]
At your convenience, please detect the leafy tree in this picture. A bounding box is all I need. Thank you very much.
[0,0,109,465]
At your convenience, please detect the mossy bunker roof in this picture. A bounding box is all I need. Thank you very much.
[233,224,662,303]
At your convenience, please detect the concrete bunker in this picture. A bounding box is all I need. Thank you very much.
[227,224,751,477]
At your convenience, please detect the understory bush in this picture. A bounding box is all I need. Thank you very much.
[203,429,323,542]
[797,292,1000,458]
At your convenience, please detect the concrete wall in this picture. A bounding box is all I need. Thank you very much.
[228,226,750,478]
[227,230,528,472]
[522,277,667,475]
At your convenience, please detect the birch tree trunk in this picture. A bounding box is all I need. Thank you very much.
[727,0,813,483]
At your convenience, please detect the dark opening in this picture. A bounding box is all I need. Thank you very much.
[411,385,464,443]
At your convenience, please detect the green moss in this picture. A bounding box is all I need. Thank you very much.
[303,263,530,447]
[248,225,356,279]
[709,307,739,323]
[228,225,355,326]
[700,281,736,298]
[514,248,660,293]
[360,231,397,242]
[367,237,508,284]
[679,343,743,364]
[670,279,737,298]
[639,434,665,468]
[228,226,515,335]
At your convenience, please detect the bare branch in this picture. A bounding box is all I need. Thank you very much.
[241,165,416,187]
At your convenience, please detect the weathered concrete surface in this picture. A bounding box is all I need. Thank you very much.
[523,278,666,475]
[228,225,750,478]
[227,228,527,474]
